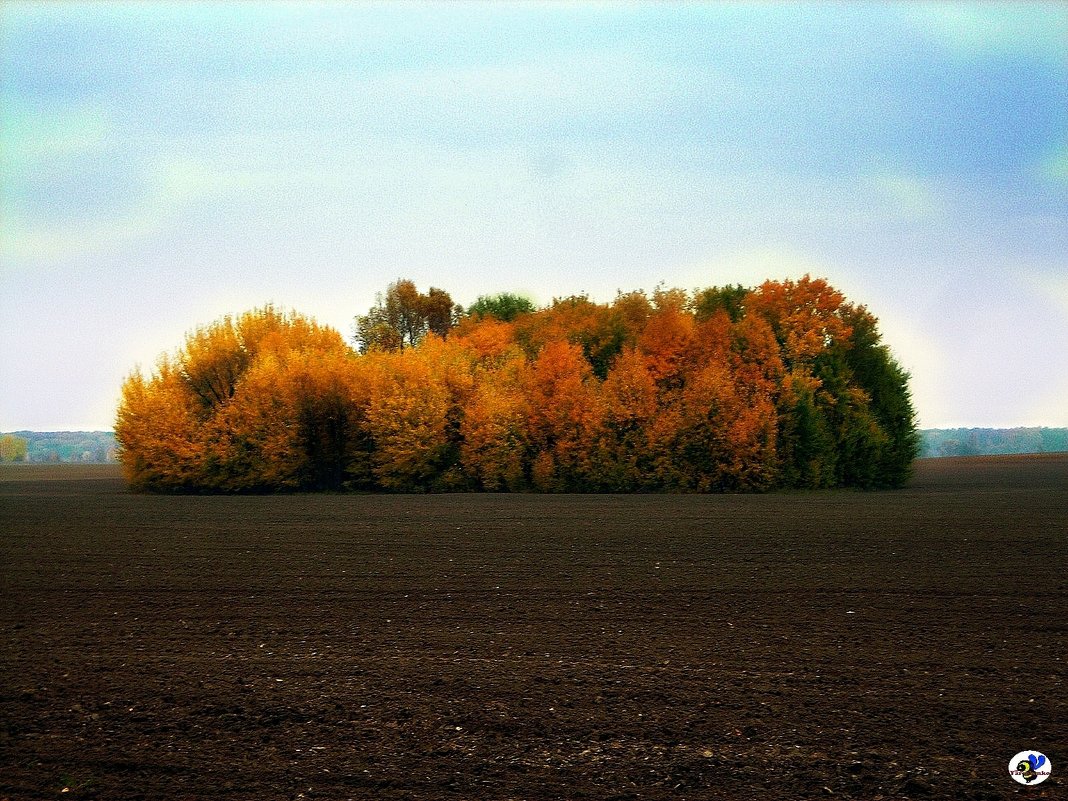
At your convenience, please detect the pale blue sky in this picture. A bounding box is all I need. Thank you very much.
[2,1,1066,430]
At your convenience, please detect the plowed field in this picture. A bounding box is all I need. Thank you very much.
[1,456,1064,800]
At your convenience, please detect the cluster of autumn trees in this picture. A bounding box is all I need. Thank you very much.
[116,277,918,493]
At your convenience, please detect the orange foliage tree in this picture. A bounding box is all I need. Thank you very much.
[525,341,604,490]
[116,357,206,491]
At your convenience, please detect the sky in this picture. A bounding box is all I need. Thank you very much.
[1,1,1066,431]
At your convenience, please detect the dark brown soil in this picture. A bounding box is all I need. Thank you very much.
[1,455,1065,800]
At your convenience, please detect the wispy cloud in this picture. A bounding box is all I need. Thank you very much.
[1,205,172,267]
[1040,144,1068,184]
[902,3,1068,65]
[867,172,948,219]
[0,103,111,173]
[1025,269,1068,318]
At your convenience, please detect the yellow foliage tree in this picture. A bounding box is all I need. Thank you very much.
[363,349,452,490]
[117,307,356,492]
[211,348,369,491]
[460,354,531,491]
[115,358,206,491]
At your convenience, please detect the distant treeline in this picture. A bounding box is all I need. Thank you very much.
[0,433,116,463]
[0,431,118,463]
[116,277,919,493]
[9,428,1061,466]
[920,428,1068,458]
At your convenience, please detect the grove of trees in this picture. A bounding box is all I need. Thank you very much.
[116,277,918,493]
